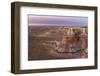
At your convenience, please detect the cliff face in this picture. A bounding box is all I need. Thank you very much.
[51,26,88,58]
[59,26,87,50]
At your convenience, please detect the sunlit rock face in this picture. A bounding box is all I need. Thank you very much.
[48,26,88,58]
[57,27,87,52]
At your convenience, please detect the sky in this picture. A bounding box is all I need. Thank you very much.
[28,15,88,26]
